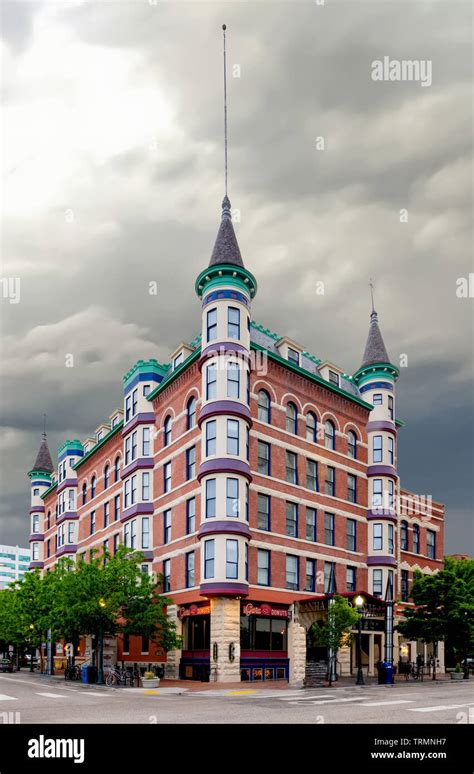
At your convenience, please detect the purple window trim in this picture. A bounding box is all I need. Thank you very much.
[366,421,397,434]
[121,413,156,436]
[199,582,249,598]
[56,478,78,495]
[198,458,252,482]
[120,457,154,480]
[199,343,251,371]
[367,510,398,522]
[198,520,251,540]
[29,561,44,569]
[29,534,45,542]
[367,556,397,568]
[198,401,252,427]
[29,506,45,514]
[120,502,154,524]
[56,544,78,557]
[367,465,398,480]
[56,512,79,525]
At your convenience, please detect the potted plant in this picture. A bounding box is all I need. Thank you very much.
[142,670,160,689]
[451,664,463,680]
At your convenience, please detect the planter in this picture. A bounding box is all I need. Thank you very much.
[450,672,463,680]
[142,678,160,689]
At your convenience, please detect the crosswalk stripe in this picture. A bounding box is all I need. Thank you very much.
[362,700,414,707]
[409,702,474,713]
[35,692,67,698]
[280,694,335,702]
[0,694,17,701]
[288,696,369,706]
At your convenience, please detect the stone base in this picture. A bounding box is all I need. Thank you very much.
[163,604,182,680]
[210,597,241,682]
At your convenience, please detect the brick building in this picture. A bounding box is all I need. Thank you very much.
[27,194,445,684]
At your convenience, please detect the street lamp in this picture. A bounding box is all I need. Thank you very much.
[354,595,365,686]
[29,624,35,673]
[97,598,106,686]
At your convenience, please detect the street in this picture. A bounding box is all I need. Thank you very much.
[0,673,473,725]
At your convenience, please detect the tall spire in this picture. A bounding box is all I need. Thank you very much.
[31,427,54,474]
[360,305,390,368]
[208,25,244,269]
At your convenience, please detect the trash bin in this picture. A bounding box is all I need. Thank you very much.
[385,663,394,685]
[86,665,97,684]
[81,664,88,684]
[377,661,386,684]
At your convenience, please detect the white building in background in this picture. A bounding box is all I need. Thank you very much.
[0,544,31,589]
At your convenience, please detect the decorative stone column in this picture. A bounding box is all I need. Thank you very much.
[164,604,182,680]
[210,598,241,682]
[288,617,306,687]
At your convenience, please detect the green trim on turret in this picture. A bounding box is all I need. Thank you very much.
[352,362,400,386]
[195,264,257,299]
[28,470,52,481]
[123,359,168,390]
[58,439,84,457]
[147,348,201,402]
[395,418,405,428]
[73,421,124,470]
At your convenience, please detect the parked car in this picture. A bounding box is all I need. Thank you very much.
[0,658,14,673]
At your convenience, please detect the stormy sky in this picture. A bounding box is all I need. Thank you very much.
[1,0,472,554]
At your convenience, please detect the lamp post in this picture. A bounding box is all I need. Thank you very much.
[29,624,35,673]
[354,595,365,686]
[97,598,106,686]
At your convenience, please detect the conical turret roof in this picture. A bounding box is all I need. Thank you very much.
[31,435,54,474]
[360,310,390,368]
[209,196,244,268]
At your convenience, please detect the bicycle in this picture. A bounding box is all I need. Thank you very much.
[64,664,82,681]
[105,666,131,687]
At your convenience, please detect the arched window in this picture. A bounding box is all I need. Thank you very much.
[347,430,357,459]
[286,402,298,434]
[82,483,87,506]
[257,390,271,424]
[401,520,408,551]
[164,415,172,447]
[306,412,317,442]
[104,465,109,490]
[324,420,335,450]
[413,524,420,554]
[187,396,197,430]
[114,456,121,482]
[91,476,96,499]
[47,510,51,529]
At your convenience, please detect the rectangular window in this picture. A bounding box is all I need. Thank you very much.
[142,471,150,501]
[372,569,383,598]
[305,559,316,592]
[32,514,39,533]
[206,308,217,342]
[286,555,299,590]
[186,446,196,480]
[143,384,151,397]
[123,634,130,654]
[142,427,150,456]
[205,420,217,456]
[114,494,120,521]
[257,494,270,531]
[324,561,335,593]
[131,431,137,461]
[346,518,356,551]
[186,552,195,588]
[226,478,239,517]
[163,509,171,544]
[163,559,171,592]
[328,370,339,386]
[206,363,217,400]
[306,507,317,541]
[285,451,298,484]
[132,388,138,417]
[306,459,318,491]
[257,441,270,475]
[413,526,420,554]
[125,395,132,422]
[287,347,300,365]
[388,436,394,465]
[186,497,196,534]
[113,533,119,554]
[226,419,239,455]
[68,522,75,544]
[130,519,137,550]
[125,436,131,466]
[163,462,171,493]
[204,540,215,579]
[141,517,150,549]
[46,539,51,558]
[286,502,298,537]
[32,543,39,561]
[257,549,270,586]
[174,352,183,369]
[228,306,240,339]
[347,474,357,503]
[324,512,335,546]
[103,501,109,528]
[373,435,383,464]
[388,523,394,554]
[373,394,383,407]
[373,523,383,551]
[346,566,356,593]
[427,529,436,559]
[130,475,137,505]
[141,635,149,654]
[90,511,95,535]
[372,479,383,508]
[388,395,394,419]
[401,569,409,602]
[325,466,335,496]
[227,362,240,398]
[206,479,216,518]
[226,539,238,579]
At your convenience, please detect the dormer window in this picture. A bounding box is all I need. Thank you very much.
[288,347,300,366]
[329,370,339,386]
[174,352,184,369]
[97,430,103,442]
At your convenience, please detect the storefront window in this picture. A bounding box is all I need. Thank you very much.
[240,615,288,651]
[183,615,210,651]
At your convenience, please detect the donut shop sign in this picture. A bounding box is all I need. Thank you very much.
[242,603,289,618]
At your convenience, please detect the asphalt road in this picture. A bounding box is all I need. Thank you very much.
[0,673,473,725]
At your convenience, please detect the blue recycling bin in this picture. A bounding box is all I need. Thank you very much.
[385,663,394,685]
[81,664,88,684]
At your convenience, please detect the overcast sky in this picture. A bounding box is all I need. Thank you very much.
[1,0,472,554]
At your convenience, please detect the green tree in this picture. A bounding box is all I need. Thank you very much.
[310,595,361,685]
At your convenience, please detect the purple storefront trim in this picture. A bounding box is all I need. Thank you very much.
[366,421,397,434]
[198,520,252,539]
[199,582,249,598]
[367,510,398,522]
[56,512,79,525]
[57,479,77,495]
[29,534,44,542]
[367,465,398,479]
[56,544,78,557]
[121,502,154,524]
[198,401,252,427]
[122,413,156,436]
[198,458,252,482]
[121,458,154,480]
[29,561,44,569]
[367,555,397,568]
[29,506,45,514]
[198,342,251,370]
